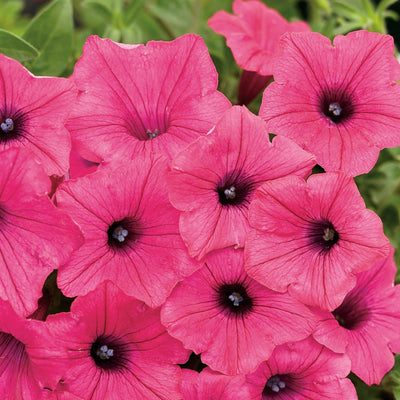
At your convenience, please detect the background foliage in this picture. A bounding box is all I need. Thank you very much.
[1,0,400,398]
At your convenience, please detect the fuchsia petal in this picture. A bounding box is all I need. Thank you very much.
[0,147,82,316]
[68,34,230,162]
[57,152,199,307]
[313,249,400,385]
[208,0,309,76]
[161,248,315,375]
[0,54,76,176]
[48,281,189,400]
[246,338,357,400]
[0,300,68,399]
[245,173,390,310]
[168,106,315,260]
[260,30,400,176]
[182,368,250,399]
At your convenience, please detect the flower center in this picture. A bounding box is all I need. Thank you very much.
[0,108,27,144]
[217,171,254,207]
[1,118,14,133]
[224,186,236,200]
[332,294,370,330]
[96,344,114,360]
[111,225,129,243]
[146,129,160,139]
[328,102,342,117]
[307,220,339,251]
[319,87,355,124]
[322,226,336,242]
[228,291,243,307]
[216,283,253,316]
[265,375,286,393]
[107,218,138,249]
[90,336,128,370]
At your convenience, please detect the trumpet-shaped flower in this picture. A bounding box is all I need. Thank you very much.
[161,248,316,375]
[47,281,189,400]
[56,152,199,307]
[0,147,83,316]
[67,34,230,162]
[246,338,357,400]
[0,54,76,176]
[313,248,400,385]
[0,299,67,399]
[168,106,315,260]
[209,0,309,104]
[260,30,400,176]
[245,172,390,310]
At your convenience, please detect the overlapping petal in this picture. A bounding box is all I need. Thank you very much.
[246,338,357,400]
[168,106,315,260]
[67,34,230,162]
[260,30,400,176]
[313,249,400,385]
[0,147,83,316]
[48,281,189,400]
[56,152,199,307]
[0,54,76,176]
[245,172,390,310]
[161,248,315,375]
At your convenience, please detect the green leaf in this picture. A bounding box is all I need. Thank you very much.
[79,0,113,32]
[147,0,196,37]
[383,10,400,21]
[22,0,73,76]
[377,0,399,15]
[351,374,383,400]
[332,1,365,21]
[0,29,39,62]
[361,0,377,19]
[123,0,147,25]
[333,21,364,35]
[133,12,170,41]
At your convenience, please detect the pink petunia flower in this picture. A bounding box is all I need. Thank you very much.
[260,30,400,176]
[168,105,315,260]
[56,151,200,307]
[312,248,400,385]
[246,337,357,400]
[0,299,67,399]
[245,172,390,311]
[67,34,230,162]
[48,281,190,400]
[161,248,316,375]
[0,147,83,316]
[182,367,250,399]
[208,0,309,105]
[0,54,76,176]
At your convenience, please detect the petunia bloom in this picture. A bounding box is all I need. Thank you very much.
[246,337,357,400]
[48,281,190,400]
[312,248,400,385]
[208,0,309,105]
[168,105,315,260]
[182,367,250,399]
[161,248,316,375]
[0,54,76,176]
[260,30,400,176]
[67,34,230,162]
[56,151,200,307]
[0,147,83,316]
[245,172,390,311]
[0,299,67,399]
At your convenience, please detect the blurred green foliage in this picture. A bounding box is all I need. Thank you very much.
[0,0,400,399]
